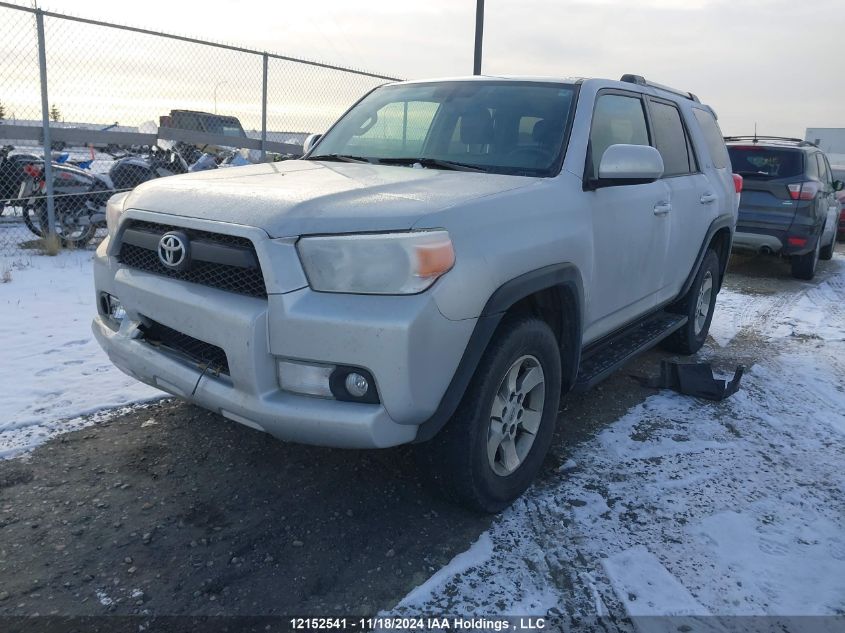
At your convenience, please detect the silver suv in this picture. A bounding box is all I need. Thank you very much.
[94,74,738,512]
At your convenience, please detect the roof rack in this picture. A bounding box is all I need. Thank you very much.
[723,135,818,148]
[620,74,700,103]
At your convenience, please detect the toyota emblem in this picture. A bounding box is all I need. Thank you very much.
[157,231,190,270]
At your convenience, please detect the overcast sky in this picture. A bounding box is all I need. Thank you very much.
[6,0,845,136]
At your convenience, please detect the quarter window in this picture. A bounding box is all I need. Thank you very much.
[589,94,649,175]
[692,108,729,169]
[649,101,694,176]
[805,153,819,179]
[816,154,830,184]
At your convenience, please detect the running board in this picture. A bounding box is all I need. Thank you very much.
[573,312,688,392]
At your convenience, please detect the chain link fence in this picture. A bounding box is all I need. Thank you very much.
[0,1,399,256]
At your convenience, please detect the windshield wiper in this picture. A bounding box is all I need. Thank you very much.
[307,154,372,164]
[377,157,488,173]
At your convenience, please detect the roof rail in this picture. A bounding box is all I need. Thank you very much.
[620,74,700,103]
[723,135,817,148]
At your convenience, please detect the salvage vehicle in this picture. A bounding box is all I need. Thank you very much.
[94,75,738,512]
[726,136,842,279]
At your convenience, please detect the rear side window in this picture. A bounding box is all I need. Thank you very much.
[692,109,729,169]
[727,147,804,180]
[649,100,694,176]
[589,93,649,175]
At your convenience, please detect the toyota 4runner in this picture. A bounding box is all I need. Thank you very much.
[94,74,738,512]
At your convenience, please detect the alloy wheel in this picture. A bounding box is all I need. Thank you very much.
[487,355,546,477]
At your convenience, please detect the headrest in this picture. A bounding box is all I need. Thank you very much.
[460,107,493,145]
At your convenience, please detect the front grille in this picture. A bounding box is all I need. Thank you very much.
[117,221,267,298]
[141,321,229,375]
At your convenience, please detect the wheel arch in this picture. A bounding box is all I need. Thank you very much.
[680,214,734,297]
[415,263,584,443]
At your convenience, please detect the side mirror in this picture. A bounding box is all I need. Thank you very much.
[302,133,322,156]
[833,179,844,192]
[595,144,664,187]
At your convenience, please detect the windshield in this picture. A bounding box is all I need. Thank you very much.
[727,146,804,180]
[204,117,246,138]
[309,81,578,176]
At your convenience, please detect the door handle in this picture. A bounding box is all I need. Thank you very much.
[700,192,718,204]
[653,202,671,216]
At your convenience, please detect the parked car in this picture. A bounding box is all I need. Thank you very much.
[158,109,257,160]
[94,74,738,512]
[726,136,842,278]
[832,166,845,240]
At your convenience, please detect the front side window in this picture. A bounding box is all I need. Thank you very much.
[311,81,578,177]
[589,94,649,175]
[649,100,694,176]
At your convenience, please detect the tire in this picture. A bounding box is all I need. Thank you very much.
[22,201,46,238]
[819,227,835,261]
[419,317,562,513]
[791,236,820,280]
[22,201,96,247]
[661,249,720,355]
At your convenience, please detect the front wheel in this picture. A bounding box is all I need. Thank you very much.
[419,317,562,513]
[661,249,720,355]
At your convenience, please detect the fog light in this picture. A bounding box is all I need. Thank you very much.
[110,299,126,322]
[344,372,369,398]
[278,360,335,398]
[101,293,125,323]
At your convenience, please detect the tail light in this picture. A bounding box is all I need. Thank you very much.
[732,173,743,193]
[787,181,820,201]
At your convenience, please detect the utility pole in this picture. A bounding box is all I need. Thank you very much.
[473,0,484,75]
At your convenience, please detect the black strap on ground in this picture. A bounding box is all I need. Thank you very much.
[633,360,745,401]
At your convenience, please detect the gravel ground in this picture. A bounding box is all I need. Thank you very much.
[0,246,842,626]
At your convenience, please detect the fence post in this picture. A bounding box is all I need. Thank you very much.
[261,52,268,162]
[35,9,57,238]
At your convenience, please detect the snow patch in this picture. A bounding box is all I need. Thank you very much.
[0,250,162,457]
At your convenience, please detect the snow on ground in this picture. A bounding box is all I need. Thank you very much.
[0,248,161,457]
[388,255,845,627]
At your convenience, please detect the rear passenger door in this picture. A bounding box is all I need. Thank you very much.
[645,98,713,300]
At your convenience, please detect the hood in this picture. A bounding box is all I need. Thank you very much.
[124,160,538,237]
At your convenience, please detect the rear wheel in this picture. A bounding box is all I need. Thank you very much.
[661,249,720,355]
[419,317,562,513]
[791,236,820,280]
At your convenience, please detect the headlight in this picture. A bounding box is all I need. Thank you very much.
[106,191,129,240]
[296,230,455,294]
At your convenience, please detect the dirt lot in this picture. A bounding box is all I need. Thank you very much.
[0,246,843,626]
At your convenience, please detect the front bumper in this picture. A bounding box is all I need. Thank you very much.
[92,214,475,449]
